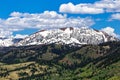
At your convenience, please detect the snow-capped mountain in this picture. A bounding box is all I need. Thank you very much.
[14,27,118,46]
[0,38,22,47]
[0,38,13,47]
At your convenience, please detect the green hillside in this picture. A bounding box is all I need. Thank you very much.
[0,41,120,80]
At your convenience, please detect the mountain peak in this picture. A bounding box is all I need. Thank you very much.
[0,27,118,47]
[14,27,118,46]
[60,27,74,31]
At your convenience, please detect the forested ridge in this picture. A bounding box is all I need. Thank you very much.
[0,41,120,80]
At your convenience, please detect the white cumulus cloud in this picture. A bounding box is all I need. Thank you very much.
[0,29,13,38]
[110,13,120,20]
[59,2,104,14]
[59,0,120,14]
[101,27,119,38]
[14,34,28,39]
[0,11,94,38]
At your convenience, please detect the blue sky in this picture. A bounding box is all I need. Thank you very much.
[0,0,120,38]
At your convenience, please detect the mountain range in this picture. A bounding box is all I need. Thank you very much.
[0,27,118,47]
[0,27,120,80]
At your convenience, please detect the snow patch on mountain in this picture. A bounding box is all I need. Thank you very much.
[0,38,13,47]
[14,27,117,46]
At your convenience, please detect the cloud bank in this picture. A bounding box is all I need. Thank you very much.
[0,11,94,38]
[110,13,120,20]
[101,27,119,38]
[14,34,28,39]
[59,0,120,14]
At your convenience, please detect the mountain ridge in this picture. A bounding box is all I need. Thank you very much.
[0,41,120,80]
[0,27,118,47]
[15,27,118,46]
